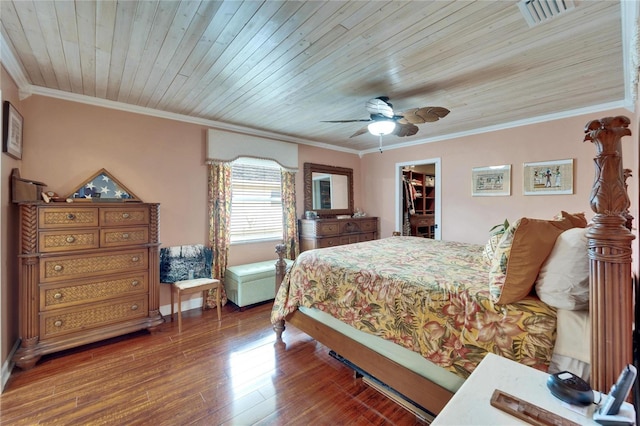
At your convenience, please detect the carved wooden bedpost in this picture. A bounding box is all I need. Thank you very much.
[584,115,634,392]
[273,244,287,339]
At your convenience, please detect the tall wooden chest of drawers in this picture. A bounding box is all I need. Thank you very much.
[14,202,163,370]
[299,217,378,252]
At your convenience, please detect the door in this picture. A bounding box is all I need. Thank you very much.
[395,158,441,240]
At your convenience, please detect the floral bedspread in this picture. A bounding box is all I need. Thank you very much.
[271,236,557,379]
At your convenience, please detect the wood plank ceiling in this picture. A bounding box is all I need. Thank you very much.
[0,0,632,153]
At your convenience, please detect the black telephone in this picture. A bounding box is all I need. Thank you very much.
[600,365,637,415]
[593,364,637,425]
[547,371,594,406]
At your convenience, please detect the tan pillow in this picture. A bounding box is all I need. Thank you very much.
[556,211,588,228]
[535,227,589,310]
[489,217,574,304]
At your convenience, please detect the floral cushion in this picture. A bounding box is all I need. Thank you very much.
[489,217,574,304]
[482,220,510,265]
[482,233,503,265]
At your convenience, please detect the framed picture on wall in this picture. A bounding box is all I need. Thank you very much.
[471,165,511,196]
[523,159,573,195]
[3,101,23,160]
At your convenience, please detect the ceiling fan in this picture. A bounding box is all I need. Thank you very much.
[322,97,450,138]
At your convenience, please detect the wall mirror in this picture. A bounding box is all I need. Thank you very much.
[303,163,354,217]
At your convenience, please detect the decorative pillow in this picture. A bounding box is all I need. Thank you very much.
[489,217,574,304]
[482,219,510,265]
[534,227,589,310]
[554,211,588,228]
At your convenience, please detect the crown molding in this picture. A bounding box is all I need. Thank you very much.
[0,31,30,95]
[1,15,636,158]
[26,85,361,155]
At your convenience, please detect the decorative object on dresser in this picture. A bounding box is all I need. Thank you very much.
[13,198,163,370]
[67,168,141,202]
[11,168,47,203]
[299,216,378,252]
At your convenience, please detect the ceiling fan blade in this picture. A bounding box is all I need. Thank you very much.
[321,119,372,123]
[366,97,394,118]
[349,127,369,138]
[393,123,419,137]
[400,107,450,124]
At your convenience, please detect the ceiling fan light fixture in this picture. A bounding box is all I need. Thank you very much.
[368,120,396,136]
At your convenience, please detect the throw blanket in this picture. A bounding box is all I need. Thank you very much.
[271,237,557,379]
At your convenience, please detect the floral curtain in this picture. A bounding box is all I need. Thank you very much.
[206,162,231,307]
[281,169,299,260]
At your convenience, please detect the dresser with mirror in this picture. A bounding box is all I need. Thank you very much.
[299,163,378,252]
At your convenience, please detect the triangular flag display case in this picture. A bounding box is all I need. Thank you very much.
[67,168,141,202]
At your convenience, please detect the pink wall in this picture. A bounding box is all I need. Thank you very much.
[20,97,210,247]
[1,67,22,372]
[361,110,639,246]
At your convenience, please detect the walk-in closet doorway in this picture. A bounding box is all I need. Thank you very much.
[395,158,441,240]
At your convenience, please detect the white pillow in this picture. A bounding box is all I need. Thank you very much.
[535,227,589,310]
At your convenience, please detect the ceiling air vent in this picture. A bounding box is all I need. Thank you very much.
[518,0,575,27]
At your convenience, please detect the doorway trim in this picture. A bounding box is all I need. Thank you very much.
[395,158,442,240]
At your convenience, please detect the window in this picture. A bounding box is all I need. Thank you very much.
[230,158,283,243]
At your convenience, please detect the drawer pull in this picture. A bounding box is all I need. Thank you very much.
[66,236,76,243]
[66,213,75,220]
[53,265,63,272]
[131,256,140,262]
[122,213,130,219]
[131,304,139,311]
[54,320,63,327]
[131,280,140,287]
[122,233,129,239]
[53,292,63,299]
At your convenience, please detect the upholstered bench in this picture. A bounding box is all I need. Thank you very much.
[225,259,294,309]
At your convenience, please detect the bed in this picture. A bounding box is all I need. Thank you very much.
[271,115,634,415]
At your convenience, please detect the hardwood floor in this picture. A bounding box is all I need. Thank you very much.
[1,303,428,425]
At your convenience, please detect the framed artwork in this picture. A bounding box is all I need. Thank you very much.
[523,159,573,195]
[472,165,511,196]
[3,101,23,160]
[67,168,141,202]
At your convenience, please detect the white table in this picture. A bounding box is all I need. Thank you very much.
[433,353,600,425]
